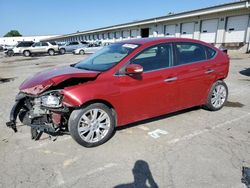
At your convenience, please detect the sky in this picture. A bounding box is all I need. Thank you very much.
[0,0,236,37]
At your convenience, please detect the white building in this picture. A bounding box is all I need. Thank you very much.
[0,35,58,46]
[44,0,250,52]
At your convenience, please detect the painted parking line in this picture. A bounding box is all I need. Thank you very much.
[167,112,250,145]
[52,163,118,188]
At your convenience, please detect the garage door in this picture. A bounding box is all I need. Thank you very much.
[200,19,218,43]
[164,25,176,37]
[181,22,195,39]
[122,30,130,38]
[131,29,137,38]
[224,15,249,43]
[115,31,121,39]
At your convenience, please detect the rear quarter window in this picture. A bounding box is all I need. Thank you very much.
[49,41,57,45]
[206,47,217,59]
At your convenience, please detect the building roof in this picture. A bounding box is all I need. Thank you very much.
[45,0,249,41]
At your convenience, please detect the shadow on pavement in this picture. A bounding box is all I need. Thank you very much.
[114,160,158,188]
[239,68,250,77]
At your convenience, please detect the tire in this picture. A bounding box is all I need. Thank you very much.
[79,50,85,55]
[48,49,55,56]
[7,50,14,57]
[205,80,228,111]
[59,48,66,55]
[69,103,116,147]
[23,50,31,57]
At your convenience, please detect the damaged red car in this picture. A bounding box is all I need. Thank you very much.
[6,38,229,147]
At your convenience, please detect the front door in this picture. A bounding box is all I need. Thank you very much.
[118,43,178,125]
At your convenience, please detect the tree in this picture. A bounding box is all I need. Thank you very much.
[4,30,22,37]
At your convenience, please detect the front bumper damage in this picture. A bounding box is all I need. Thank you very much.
[6,92,70,140]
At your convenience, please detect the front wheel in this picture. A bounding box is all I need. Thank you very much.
[69,103,115,147]
[23,50,31,57]
[205,80,228,111]
[59,48,66,54]
[79,50,85,55]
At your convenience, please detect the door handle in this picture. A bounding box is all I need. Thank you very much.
[205,69,215,74]
[164,77,177,82]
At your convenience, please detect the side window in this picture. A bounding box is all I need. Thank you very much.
[175,42,206,66]
[206,47,216,59]
[42,42,48,46]
[131,43,173,72]
[49,41,57,45]
[34,42,41,47]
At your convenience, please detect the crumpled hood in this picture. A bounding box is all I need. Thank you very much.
[20,66,100,95]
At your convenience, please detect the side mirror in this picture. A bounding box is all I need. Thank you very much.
[125,64,143,75]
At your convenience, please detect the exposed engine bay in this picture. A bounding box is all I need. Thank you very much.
[6,90,71,140]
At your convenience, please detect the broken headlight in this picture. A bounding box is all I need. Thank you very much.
[40,91,62,108]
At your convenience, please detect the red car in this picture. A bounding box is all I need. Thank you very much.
[6,38,229,147]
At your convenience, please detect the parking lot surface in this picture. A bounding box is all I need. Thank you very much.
[0,52,250,188]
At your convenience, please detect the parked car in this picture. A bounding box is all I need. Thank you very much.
[59,41,88,54]
[4,41,34,56]
[2,44,15,51]
[0,45,4,52]
[21,41,59,57]
[73,42,111,55]
[6,38,229,147]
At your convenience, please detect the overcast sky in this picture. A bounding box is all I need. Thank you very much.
[0,0,236,37]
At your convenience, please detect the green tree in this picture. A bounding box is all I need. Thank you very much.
[4,30,22,37]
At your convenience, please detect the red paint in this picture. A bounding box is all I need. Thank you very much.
[20,38,229,127]
[20,66,99,91]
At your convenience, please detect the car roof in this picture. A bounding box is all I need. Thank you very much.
[118,37,210,46]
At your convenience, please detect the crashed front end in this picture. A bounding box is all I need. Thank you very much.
[6,89,71,140]
[6,66,100,140]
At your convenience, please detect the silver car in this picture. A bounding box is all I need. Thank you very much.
[21,42,59,57]
[59,41,88,54]
[73,42,111,55]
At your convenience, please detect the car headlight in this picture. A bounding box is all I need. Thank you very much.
[40,92,62,108]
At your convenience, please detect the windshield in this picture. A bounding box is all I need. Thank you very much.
[74,43,139,71]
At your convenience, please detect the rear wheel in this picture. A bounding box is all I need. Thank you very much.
[7,50,14,57]
[23,50,31,57]
[205,80,228,111]
[59,48,66,54]
[69,103,115,147]
[48,49,55,56]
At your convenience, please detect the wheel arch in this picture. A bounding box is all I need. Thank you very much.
[78,99,117,125]
[47,48,55,52]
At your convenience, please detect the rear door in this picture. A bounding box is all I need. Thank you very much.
[173,42,217,109]
[118,43,178,124]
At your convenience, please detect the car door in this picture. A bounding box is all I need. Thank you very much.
[117,43,179,124]
[173,42,217,109]
[66,42,75,52]
[31,42,42,53]
[40,42,48,52]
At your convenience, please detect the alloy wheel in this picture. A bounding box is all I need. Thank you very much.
[77,109,111,143]
[211,85,227,108]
